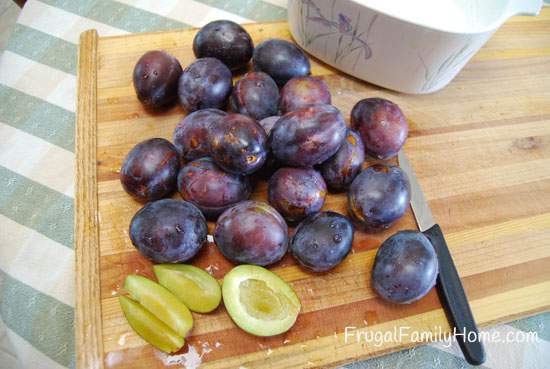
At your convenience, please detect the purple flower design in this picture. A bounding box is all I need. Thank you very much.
[300,0,375,66]
[338,14,352,34]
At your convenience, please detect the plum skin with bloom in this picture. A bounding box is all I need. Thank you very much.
[371,230,438,304]
[348,164,411,232]
[129,199,208,263]
[290,211,354,272]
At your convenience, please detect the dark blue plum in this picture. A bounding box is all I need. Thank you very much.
[120,138,180,203]
[372,230,438,304]
[253,39,310,85]
[193,20,253,71]
[290,211,354,272]
[178,57,232,112]
[348,164,410,231]
[129,199,207,263]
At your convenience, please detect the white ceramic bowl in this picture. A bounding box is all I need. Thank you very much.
[288,0,543,93]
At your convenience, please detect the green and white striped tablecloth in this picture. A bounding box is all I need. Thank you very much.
[0,1,548,369]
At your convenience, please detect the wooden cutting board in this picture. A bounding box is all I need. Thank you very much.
[75,13,550,369]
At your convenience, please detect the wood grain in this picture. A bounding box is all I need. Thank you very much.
[76,11,550,369]
[75,30,105,369]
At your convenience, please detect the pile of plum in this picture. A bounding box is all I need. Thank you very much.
[122,20,438,306]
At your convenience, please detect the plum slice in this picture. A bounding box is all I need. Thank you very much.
[154,264,222,313]
[119,296,184,353]
[124,275,193,337]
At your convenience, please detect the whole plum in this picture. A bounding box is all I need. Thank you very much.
[173,108,226,161]
[133,50,182,110]
[280,76,331,113]
[193,20,253,71]
[178,57,232,112]
[120,138,180,202]
[230,72,279,121]
[214,201,288,266]
[258,116,280,135]
[348,164,411,231]
[290,211,354,272]
[177,157,251,219]
[253,39,310,85]
[351,98,408,159]
[130,199,207,263]
[320,130,365,191]
[372,230,438,304]
[270,104,346,167]
[268,168,326,223]
[209,113,267,174]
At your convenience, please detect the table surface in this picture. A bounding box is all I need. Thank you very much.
[0,1,549,369]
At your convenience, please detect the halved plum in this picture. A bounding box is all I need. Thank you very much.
[154,264,222,313]
[222,265,301,337]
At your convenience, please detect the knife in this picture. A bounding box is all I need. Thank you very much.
[398,150,486,366]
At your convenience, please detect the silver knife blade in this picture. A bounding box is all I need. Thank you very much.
[397,150,435,232]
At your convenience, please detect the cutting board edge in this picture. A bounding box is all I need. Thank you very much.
[75,29,105,369]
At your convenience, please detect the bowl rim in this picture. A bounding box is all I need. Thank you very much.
[316,0,520,35]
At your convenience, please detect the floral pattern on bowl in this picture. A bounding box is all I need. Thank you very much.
[288,0,543,94]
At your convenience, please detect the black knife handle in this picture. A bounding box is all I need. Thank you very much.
[423,224,486,366]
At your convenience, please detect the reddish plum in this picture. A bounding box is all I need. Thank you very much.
[320,130,365,191]
[133,50,182,110]
[214,201,288,266]
[351,98,408,159]
[270,104,346,167]
[209,113,268,174]
[268,168,326,223]
[177,157,251,219]
[173,108,226,161]
[280,76,331,113]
